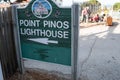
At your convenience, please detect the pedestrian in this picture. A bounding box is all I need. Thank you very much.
[86,7,91,23]
[93,14,99,22]
[81,7,87,23]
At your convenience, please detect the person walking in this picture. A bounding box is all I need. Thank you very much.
[81,7,91,23]
[86,7,91,23]
[81,7,87,23]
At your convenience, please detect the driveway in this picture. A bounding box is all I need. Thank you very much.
[78,21,120,80]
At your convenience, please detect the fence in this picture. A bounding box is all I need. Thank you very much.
[0,5,20,80]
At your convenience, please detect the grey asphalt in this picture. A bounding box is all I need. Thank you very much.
[78,21,120,80]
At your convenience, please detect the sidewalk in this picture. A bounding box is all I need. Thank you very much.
[80,22,105,28]
[80,19,120,28]
[78,21,120,80]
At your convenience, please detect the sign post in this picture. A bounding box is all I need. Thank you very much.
[17,0,72,71]
[72,4,80,80]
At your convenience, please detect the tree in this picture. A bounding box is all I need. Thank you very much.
[81,0,101,7]
[113,2,120,11]
[81,0,101,14]
[89,0,101,5]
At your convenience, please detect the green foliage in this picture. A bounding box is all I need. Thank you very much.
[113,2,120,11]
[81,0,101,8]
[89,0,100,4]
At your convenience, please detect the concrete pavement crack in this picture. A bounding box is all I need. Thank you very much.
[80,36,98,78]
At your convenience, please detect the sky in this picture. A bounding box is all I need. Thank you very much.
[61,0,120,7]
[98,0,120,5]
[73,0,120,5]
[8,0,120,7]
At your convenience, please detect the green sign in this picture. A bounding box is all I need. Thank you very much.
[17,0,71,66]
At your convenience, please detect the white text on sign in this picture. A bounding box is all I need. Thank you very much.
[19,20,70,39]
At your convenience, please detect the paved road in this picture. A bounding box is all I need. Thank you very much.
[78,21,120,80]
